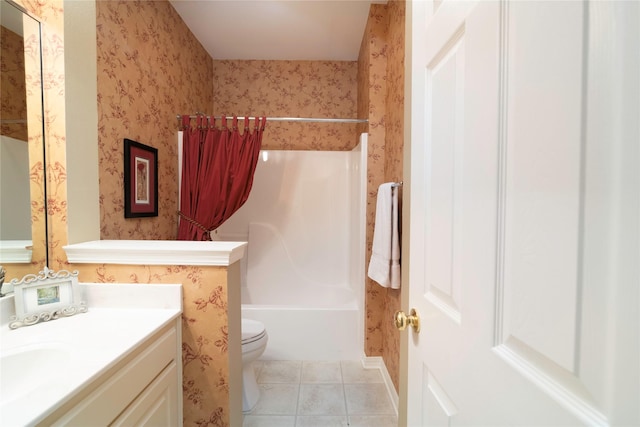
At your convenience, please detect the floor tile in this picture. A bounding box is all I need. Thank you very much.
[246,360,397,424]
[301,361,342,383]
[297,384,346,416]
[340,361,384,384]
[243,415,296,427]
[295,415,349,426]
[250,384,300,415]
[258,360,302,384]
[344,383,395,415]
[348,414,398,427]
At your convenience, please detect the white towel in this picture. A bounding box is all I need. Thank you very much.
[367,182,401,289]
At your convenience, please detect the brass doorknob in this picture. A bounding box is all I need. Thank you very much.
[394,308,420,333]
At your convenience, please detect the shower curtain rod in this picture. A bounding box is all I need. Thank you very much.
[176,114,368,124]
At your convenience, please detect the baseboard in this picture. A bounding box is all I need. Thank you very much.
[361,355,399,416]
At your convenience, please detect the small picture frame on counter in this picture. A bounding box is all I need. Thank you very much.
[9,267,87,329]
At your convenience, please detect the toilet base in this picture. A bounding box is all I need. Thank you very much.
[242,361,261,413]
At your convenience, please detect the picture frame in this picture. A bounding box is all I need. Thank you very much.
[9,267,87,329]
[124,138,158,218]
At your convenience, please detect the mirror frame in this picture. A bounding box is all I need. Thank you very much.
[0,0,48,284]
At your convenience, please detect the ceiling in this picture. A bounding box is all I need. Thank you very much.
[169,0,378,61]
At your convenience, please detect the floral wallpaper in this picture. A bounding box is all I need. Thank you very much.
[358,1,389,365]
[96,0,213,240]
[382,0,406,393]
[358,1,406,393]
[1,26,28,141]
[212,60,359,150]
[386,1,406,185]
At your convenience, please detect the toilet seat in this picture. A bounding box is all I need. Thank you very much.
[242,319,267,347]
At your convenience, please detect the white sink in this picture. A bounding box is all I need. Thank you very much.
[0,343,70,405]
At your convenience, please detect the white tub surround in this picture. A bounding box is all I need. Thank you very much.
[0,283,182,426]
[218,136,368,361]
[63,239,247,266]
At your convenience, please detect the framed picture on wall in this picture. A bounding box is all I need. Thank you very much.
[124,138,158,218]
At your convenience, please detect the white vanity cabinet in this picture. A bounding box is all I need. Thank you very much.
[112,360,178,426]
[43,320,182,427]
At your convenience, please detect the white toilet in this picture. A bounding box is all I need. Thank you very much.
[241,318,268,412]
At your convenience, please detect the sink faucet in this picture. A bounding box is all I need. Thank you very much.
[0,266,5,297]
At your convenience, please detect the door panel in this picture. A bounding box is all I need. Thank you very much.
[494,3,606,423]
[425,33,465,323]
[424,369,457,424]
[500,0,584,373]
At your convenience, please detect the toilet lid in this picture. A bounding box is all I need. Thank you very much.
[242,318,266,344]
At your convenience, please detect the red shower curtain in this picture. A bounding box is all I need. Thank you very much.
[177,115,266,241]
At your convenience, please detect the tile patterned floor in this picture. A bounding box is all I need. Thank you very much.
[243,360,398,427]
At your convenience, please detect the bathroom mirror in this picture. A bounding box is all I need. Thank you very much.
[0,0,47,283]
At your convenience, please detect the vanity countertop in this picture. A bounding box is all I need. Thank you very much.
[0,283,182,427]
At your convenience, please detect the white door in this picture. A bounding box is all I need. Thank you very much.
[402,0,639,425]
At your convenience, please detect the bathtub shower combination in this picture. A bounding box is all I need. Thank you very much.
[216,134,368,361]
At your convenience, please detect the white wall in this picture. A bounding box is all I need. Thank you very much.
[64,0,100,244]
